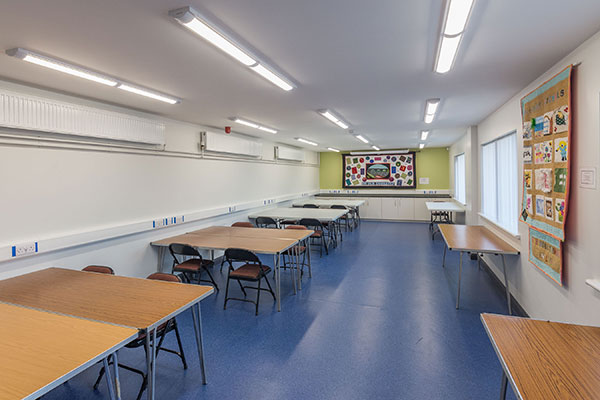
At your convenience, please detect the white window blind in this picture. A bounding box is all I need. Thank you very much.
[481,132,518,234]
[454,153,466,204]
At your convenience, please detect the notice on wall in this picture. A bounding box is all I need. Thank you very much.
[520,65,573,286]
[419,177,429,185]
[580,167,596,189]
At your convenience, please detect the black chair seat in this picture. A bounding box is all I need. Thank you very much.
[229,264,271,280]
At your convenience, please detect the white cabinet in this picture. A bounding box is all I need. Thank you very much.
[381,198,398,220]
[414,198,433,221]
[361,198,382,219]
[397,198,415,220]
[380,198,415,220]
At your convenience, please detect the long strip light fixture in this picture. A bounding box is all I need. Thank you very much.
[434,0,474,73]
[169,6,295,92]
[6,48,180,104]
[424,98,440,124]
[318,109,349,129]
[355,135,369,144]
[233,117,278,134]
[421,130,429,141]
[296,137,318,146]
[327,147,340,152]
[371,145,381,151]
[419,143,426,149]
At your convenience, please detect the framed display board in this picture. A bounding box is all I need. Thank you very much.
[520,65,572,285]
[342,152,416,188]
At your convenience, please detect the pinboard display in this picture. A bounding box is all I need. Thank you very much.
[342,152,416,188]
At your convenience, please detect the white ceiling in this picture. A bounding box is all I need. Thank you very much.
[1,0,599,151]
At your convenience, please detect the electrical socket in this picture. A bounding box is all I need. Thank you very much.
[153,218,168,229]
[12,242,38,257]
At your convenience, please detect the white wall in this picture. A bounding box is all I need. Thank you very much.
[0,80,319,279]
[474,30,600,325]
[449,126,479,225]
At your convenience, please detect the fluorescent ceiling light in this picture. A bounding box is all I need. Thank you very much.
[250,64,294,91]
[169,8,256,66]
[327,147,340,152]
[6,48,118,87]
[419,143,426,149]
[424,98,440,124]
[435,35,462,74]
[7,48,180,105]
[444,0,474,36]
[117,84,180,104]
[355,135,369,144]
[318,109,349,129]
[296,137,318,146]
[233,117,278,133]
[434,0,473,73]
[258,126,277,134]
[371,145,380,151]
[421,131,429,140]
[170,6,295,92]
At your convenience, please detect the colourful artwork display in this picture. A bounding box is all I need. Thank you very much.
[343,152,416,188]
[520,65,572,285]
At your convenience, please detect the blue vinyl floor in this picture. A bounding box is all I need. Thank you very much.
[43,221,518,400]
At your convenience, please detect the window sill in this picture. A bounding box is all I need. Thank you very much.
[478,212,521,240]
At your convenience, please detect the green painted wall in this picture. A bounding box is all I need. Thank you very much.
[319,147,449,189]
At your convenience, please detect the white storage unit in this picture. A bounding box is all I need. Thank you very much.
[360,198,382,219]
[381,198,415,220]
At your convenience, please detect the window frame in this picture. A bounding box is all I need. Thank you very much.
[480,130,518,235]
[453,153,466,205]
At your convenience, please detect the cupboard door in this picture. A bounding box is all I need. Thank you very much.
[397,198,415,220]
[381,198,399,220]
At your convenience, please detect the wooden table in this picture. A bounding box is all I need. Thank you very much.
[0,268,214,400]
[481,313,600,399]
[248,207,348,247]
[438,224,519,314]
[292,199,363,228]
[153,230,310,312]
[292,199,365,208]
[0,302,137,400]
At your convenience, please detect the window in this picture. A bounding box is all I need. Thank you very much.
[481,132,518,234]
[454,153,466,204]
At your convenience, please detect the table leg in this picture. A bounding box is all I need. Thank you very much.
[191,303,207,384]
[144,330,152,400]
[112,351,121,400]
[274,254,281,312]
[499,371,508,400]
[442,245,447,268]
[502,255,512,315]
[156,247,165,272]
[296,243,302,290]
[103,357,117,400]
[307,238,312,278]
[291,247,297,295]
[150,327,157,399]
[456,251,463,309]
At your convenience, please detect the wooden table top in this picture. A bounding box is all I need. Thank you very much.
[425,201,465,212]
[481,313,600,400]
[247,207,348,222]
[188,226,313,241]
[0,302,137,400]
[0,268,214,330]
[438,224,519,254]
[152,233,297,254]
